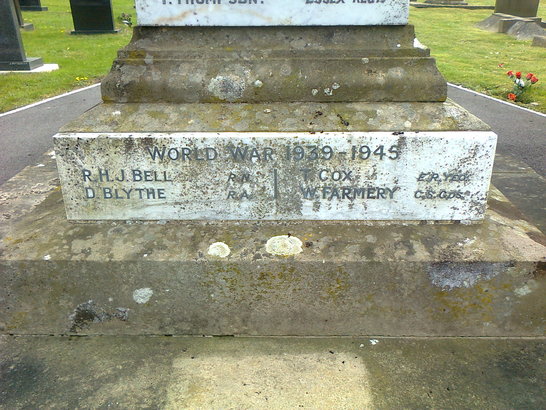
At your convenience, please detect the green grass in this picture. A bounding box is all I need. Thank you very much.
[0,0,135,112]
[410,0,546,111]
[0,0,545,113]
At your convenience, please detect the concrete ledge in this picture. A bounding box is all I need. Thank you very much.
[412,3,494,9]
[532,35,546,47]
[0,63,59,75]
[1,154,544,336]
[101,25,447,103]
[60,100,490,133]
[1,336,544,408]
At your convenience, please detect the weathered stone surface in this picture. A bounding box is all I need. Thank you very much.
[532,35,546,47]
[1,155,544,336]
[1,336,545,408]
[54,130,496,221]
[60,101,489,134]
[135,0,409,27]
[101,26,447,103]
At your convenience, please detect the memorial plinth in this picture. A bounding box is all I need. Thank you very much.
[57,18,497,222]
[4,0,542,339]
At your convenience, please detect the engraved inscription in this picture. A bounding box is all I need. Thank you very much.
[54,131,497,221]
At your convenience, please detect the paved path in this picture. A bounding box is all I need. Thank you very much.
[0,84,544,185]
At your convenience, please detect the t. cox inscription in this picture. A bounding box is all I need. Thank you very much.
[54,132,496,221]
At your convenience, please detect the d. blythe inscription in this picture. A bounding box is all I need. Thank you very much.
[54,131,497,221]
[135,0,408,26]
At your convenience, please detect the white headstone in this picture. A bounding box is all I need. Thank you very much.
[135,0,409,27]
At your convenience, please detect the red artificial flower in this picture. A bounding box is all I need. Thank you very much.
[507,70,514,77]
[516,72,522,79]
[526,73,533,80]
[507,93,517,101]
[531,76,539,84]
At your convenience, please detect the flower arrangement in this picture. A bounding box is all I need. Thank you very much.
[506,71,539,102]
[118,13,133,27]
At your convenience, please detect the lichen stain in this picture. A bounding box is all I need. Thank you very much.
[266,235,303,256]
[208,75,246,102]
[69,300,128,333]
[432,284,495,322]
[208,242,231,258]
[428,262,509,290]
[133,288,154,304]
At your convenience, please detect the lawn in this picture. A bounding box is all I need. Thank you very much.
[410,0,546,110]
[0,0,135,112]
[0,0,545,113]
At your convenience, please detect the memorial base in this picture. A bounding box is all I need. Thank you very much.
[71,29,119,35]
[0,57,43,71]
[20,6,48,11]
[477,13,545,41]
[1,154,544,337]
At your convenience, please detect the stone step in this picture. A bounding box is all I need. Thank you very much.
[1,335,544,408]
[101,26,447,104]
[1,151,544,337]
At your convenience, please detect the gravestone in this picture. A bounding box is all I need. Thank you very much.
[14,0,35,31]
[424,0,468,5]
[494,0,540,17]
[3,0,544,338]
[0,0,43,71]
[19,0,48,12]
[477,0,545,40]
[69,0,119,35]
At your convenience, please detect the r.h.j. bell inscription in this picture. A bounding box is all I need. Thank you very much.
[55,131,496,221]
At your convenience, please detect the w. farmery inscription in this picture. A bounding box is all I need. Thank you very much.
[54,131,496,221]
[135,0,409,26]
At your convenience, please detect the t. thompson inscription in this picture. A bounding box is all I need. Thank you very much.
[54,131,496,221]
[135,0,409,26]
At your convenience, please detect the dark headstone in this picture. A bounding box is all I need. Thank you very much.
[424,0,468,4]
[495,0,540,17]
[0,0,43,70]
[14,0,35,30]
[19,0,48,11]
[69,0,119,35]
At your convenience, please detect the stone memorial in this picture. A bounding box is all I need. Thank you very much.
[14,0,35,31]
[477,0,545,40]
[494,0,540,17]
[0,0,43,70]
[19,0,48,11]
[2,0,544,338]
[69,0,119,35]
[55,0,496,223]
